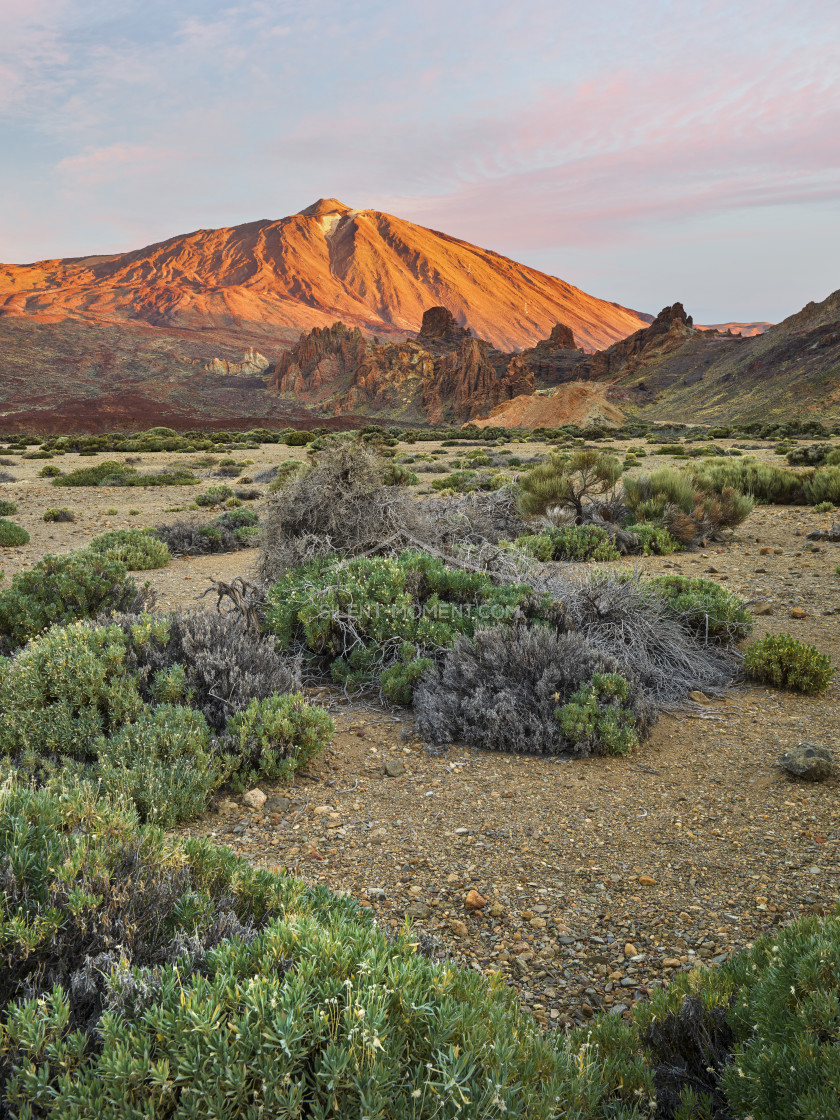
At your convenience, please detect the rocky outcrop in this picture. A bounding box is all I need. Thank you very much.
[415,306,473,351]
[204,347,270,376]
[269,323,367,394]
[578,303,696,382]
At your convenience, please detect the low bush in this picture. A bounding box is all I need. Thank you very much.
[38,463,62,477]
[0,519,28,547]
[515,524,621,562]
[265,460,306,491]
[117,610,302,731]
[625,522,681,555]
[814,500,835,513]
[651,575,753,642]
[284,428,315,445]
[153,518,240,556]
[42,507,75,522]
[0,614,319,821]
[87,528,170,570]
[803,465,840,506]
[693,458,805,504]
[0,784,592,1120]
[194,483,235,507]
[415,627,653,756]
[0,498,18,516]
[223,693,335,789]
[743,634,834,693]
[265,551,534,704]
[0,551,143,652]
[53,460,198,487]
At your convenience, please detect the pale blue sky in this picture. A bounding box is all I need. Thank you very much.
[1,0,838,321]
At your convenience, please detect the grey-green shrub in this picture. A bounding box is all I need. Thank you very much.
[652,575,752,643]
[0,499,17,516]
[42,507,75,522]
[0,519,28,547]
[224,693,335,790]
[88,527,170,570]
[0,551,140,651]
[515,524,621,562]
[743,634,834,693]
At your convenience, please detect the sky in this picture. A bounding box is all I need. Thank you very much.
[1,0,839,322]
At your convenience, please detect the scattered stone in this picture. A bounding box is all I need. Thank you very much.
[780,743,834,782]
[406,900,431,919]
[450,919,469,937]
[624,942,637,957]
[382,759,406,778]
[465,889,487,911]
[753,604,774,616]
[789,608,808,619]
[264,796,292,813]
[689,690,710,704]
[241,788,266,810]
[488,901,505,917]
[637,875,656,886]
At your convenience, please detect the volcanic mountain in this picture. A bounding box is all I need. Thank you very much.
[0,198,647,354]
[0,198,653,430]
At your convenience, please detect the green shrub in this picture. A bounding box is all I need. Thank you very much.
[194,483,235,507]
[0,519,28,547]
[693,458,805,504]
[555,672,640,755]
[743,634,834,693]
[224,693,335,790]
[53,460,197,487]
[625,522,681,555]
[431,468,477,491]
[87,528,170,570]
[42,507,75,522]
[0,551,139,651]
[94,704,222,827]
[652,575,753,642]
[826,448,840,466]
[803,466,840,506]
[653,443,686,456]
[516,524,621,562]
[624,467,695,518]
[519,449,623,518]
[0,622,144,760]
[382,460,419,486]
[0,785,589,1120]
[38,463,62,477]
[814,500,835,513]
[265,551,534,703]
[284,428,315,445]
[0,498,18,516]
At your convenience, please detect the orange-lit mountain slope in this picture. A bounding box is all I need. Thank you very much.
[0,199,647,353]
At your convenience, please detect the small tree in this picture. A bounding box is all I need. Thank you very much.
[518,449,623,520]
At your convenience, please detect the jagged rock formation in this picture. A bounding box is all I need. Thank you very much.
[204,347,270,377]
[576,303,696,382]
[267,307,586,424]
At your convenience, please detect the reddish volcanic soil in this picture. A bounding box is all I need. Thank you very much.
[0,198,646,354]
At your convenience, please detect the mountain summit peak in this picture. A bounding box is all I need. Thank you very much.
[299,198,354,218]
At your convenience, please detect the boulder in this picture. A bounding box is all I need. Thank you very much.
[780,743,834,782]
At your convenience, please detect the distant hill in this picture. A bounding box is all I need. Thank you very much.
[568,292,840,423]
